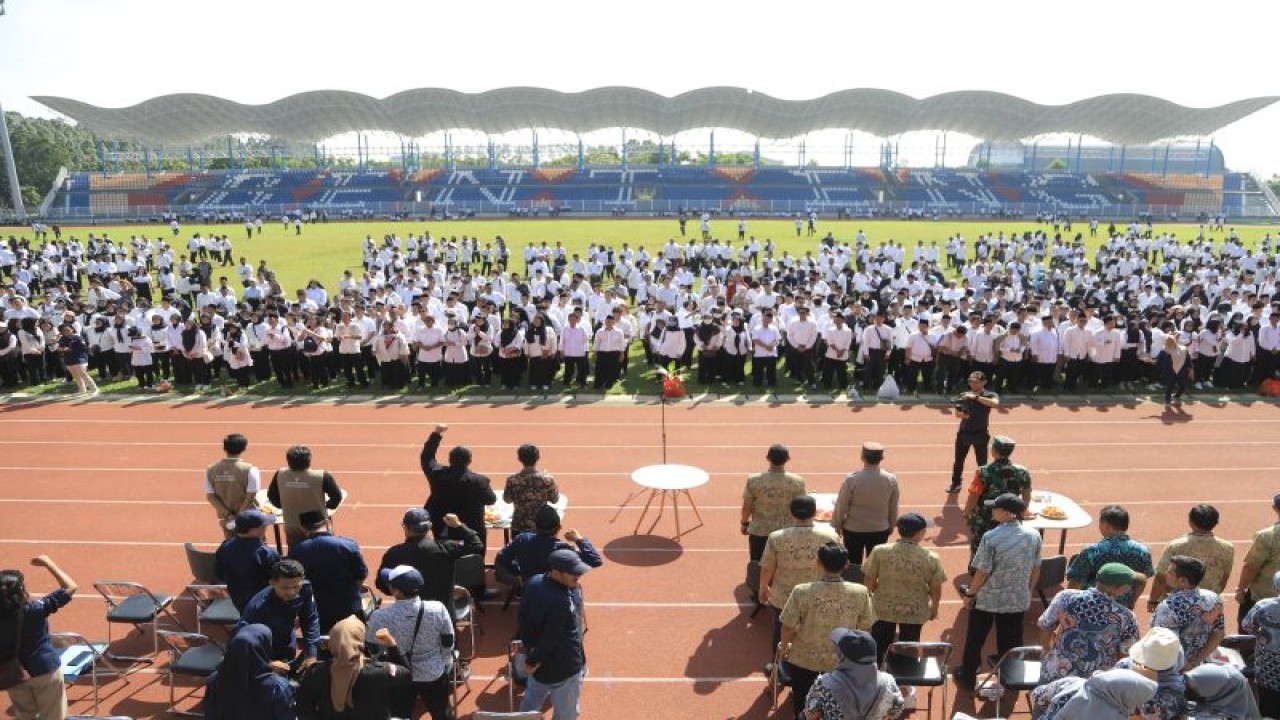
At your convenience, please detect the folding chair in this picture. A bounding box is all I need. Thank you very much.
[769,641,792,710]
[988,645,1042,714]
[505,639,530,711]
[452,585,481,662]
[455,554,488,615]
[496,564,523,611]
[842,563,865,584]
[884,641,951,719]
[94,581,184,662]
[183,542,219,584]
[157,631,224,717]
[745,560,764,618]
[1035,556,1068,608]
[52,631,126,713]
[360,584,381,618]
[185,584,240,637]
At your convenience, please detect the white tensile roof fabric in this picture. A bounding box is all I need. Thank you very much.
[32,87,1279,146]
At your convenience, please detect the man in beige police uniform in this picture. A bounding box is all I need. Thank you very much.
[1232,494,1280,629]
[266,445,346,550]
[205,433,261,538]
[740,444,807,562]
[830,441,898,564]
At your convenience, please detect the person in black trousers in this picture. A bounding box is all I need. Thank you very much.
[420,424,497,599]
[295,616,412,720]
[947,371,1000,494]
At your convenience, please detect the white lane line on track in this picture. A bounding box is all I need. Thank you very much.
[2,439,1278,449]
[2,466,1277,476]
[2,417,1278,427]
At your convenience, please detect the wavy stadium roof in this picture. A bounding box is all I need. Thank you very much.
[32,87,1280,146]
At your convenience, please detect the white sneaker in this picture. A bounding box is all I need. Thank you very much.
[88,388,100,397]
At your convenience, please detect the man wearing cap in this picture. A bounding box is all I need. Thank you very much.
[1232,495,1280,628]
[266,445,345,551]
[517,549,592,720]
[1151,555,1224,667]
[215,509,283,612]
[947,371,1000,494]
[1036,561,1141,683]
[778,542,876,719]
[760,496,841,651]
[1067,505,1153,610]
[289,509,369,634]
[961,435,1032,554]
[496,505,603,585]
[378,508,483,607]
[1242,570,1280,717]
[205,432,261,539]
[364,566,455,720]
[863,513,946,664]
[955,493,1041,689]
[830,442,899,564]
[421,424,496,597]
[741,445,808,562]
[804,629,905,720]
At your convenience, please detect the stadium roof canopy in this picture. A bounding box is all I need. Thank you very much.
[33,87,1280,146]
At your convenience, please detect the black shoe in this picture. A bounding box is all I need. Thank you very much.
[946,483,962,494]
[480,588,501,600]
[952,669,976,689]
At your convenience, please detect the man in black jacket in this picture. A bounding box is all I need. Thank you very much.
[421,423,497,597]
[518,549,591,720]
[377,508,483,606]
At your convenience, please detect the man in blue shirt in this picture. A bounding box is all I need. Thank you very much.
[518,549,591,720]
[239,559,322,675]
[288,510,368,634]
[215,509,282,612]
[496,505,602,584]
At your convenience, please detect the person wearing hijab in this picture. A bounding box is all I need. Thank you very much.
[496,316,526,390]
[1153,334,1192,405]
[1038,668,1157,720]
[181,316,211,391]
[524,313,557,392]
[295,616,411,720]
[802,628,903,720]
[204,624,296,720]
[1184,663,1261,719]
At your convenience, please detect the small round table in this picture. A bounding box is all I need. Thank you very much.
[630,464,709,540]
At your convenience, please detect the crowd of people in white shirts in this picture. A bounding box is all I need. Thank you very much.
[0,217,1277,400]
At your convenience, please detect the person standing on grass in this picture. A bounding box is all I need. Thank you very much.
[55,322,97,396]
[830,442,898,564]
[205,432,262,539]
[0,555,78,720]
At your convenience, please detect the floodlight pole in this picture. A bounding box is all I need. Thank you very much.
[0,101,26,218]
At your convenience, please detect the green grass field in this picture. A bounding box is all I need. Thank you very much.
[69,217,1278,294]
[21,216,1275,399]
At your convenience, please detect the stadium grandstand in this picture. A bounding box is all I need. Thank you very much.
[31,87,1280,221]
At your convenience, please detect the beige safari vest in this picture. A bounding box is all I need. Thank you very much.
[207,458,254,520]
[275,468,328,533]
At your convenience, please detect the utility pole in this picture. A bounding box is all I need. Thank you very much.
[0,101,27,218]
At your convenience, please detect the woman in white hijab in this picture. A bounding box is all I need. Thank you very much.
[803,628,904,720]
[1184,664,1261,719]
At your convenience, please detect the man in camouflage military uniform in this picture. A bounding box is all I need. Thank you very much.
[961,436,1032,555]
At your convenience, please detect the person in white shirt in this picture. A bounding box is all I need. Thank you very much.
[994,322,1027,394]
[652,315,686,372]
[591,313,627,390]
[413,313,446,389]
[558,311,592,387]
[1028,315,1061,393]
[786,305,819,387]
[1090,315,1124,390]
[1060,313,1094,392]
[860,311,892,391]
[126,327,155,389]
[751,310,781,389]
[298,317,332,389]
[335,312,369,389]
[903,318,935,394]
[373,319,410,390]
[1256,312,1280,384]
[1217,321,1256,389]
[524,314,558,391]
[1192,319,1222,390]
[821,311,854,391]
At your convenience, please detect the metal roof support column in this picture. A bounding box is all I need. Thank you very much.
[112,142,120,173]
[1162,144,1170,178]
[1205,139,1215,176]
[708,130,715,169]
[144,147,151,178]
[532,130,539,170]
[187,147,195,173]
[314,144,321,169]
[486,137,495,171]
[0,102,25,217]
[621,128,628,171]
[1073,135,1083,174]
[752,139,760,170]
[577,135,584,172]
[1118,145,1126,174]
[1028,142,1037,172]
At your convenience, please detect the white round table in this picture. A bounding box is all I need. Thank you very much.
[630,464,710,540]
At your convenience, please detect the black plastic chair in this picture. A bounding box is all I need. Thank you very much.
[992,645,1043,714]
[842,563,865,584]
[884,641,951,719]
[1035,556,1067,608]
[183,542,220,584]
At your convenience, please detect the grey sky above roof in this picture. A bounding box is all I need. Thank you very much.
[32,88,1280,146]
